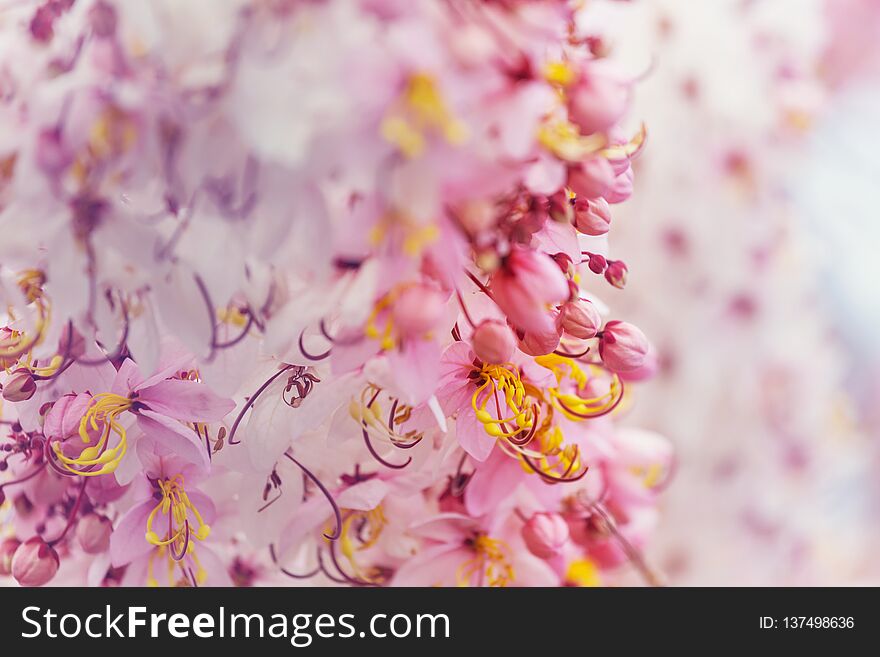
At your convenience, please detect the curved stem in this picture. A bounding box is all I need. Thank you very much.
[283,451,342,541]
[228,365,294,445]
[48,478,88,547]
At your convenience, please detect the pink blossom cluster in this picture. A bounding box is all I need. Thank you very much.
[0,0,669,587]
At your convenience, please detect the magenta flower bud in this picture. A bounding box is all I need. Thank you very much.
[568,74,630,135]
[604,260,628,289]
[0,538,20,576]
[598,320,649,373]
[391,285,446,338]
[11,537,60,587]
[76,513,112,554]
[573,197,612,236]
[585,252,607,275]
[560,299,602,340]
[2,370,37,402]
[567,157,615,200]
[522,512,570,559]
[472,320,515,364]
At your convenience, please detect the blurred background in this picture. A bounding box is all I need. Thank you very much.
[589,0,880,585]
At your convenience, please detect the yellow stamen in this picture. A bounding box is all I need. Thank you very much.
[145,474,211,548]
[338,506,387,582]
[566,558,601,587]
[470,363,534,440]
[457,534,514,587]
[52,393,134,477]
[535,354,623,420]
[381,73,468,158]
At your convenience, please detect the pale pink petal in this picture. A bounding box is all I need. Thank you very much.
[137,379,234,422]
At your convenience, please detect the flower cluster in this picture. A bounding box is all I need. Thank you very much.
[0,0,669,587]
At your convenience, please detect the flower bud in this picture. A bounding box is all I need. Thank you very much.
[491,246,569,336]
[0,538,20,575]
[560,299,602,340]
[568,75,630,135]
[517,324,562,357]
[584,252,607,275]
[598,321,649,373]
[472,320,516,364]
[522,512,569,558]
[76,513,112,554]
[11,537,59,587]
[2,370,36,402]
[604,260,628,289]
[573,197,611,235]
[391,285,446,338]
[567,157,615,200]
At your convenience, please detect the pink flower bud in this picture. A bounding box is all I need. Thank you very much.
[391,285,446,338]
[584,252,607,275]
[604,260,628,289]
[0,538,20,575]
[573,197,612,235]
[11,537,59,587]
[560,299,602,339]
[598,321,649,373]
[472,320,516,364]
[490,246,569,335]
[567,157,615,200]
[517,323,562,357]
[568,75,630,135]
[620,348,658,382]
[76,513,112,554]
[522,512,570,559]
[2,370,36,402]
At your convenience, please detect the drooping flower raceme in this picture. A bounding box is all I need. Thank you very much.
[0,0,669,587]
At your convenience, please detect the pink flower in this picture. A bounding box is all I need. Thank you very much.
[522,512,569,559]
[12,537,60,587]
[109,437,217,583]
[46,358,234,477]
[390,513,557,587]
[490,247,569,335]
[599,321,650,373]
